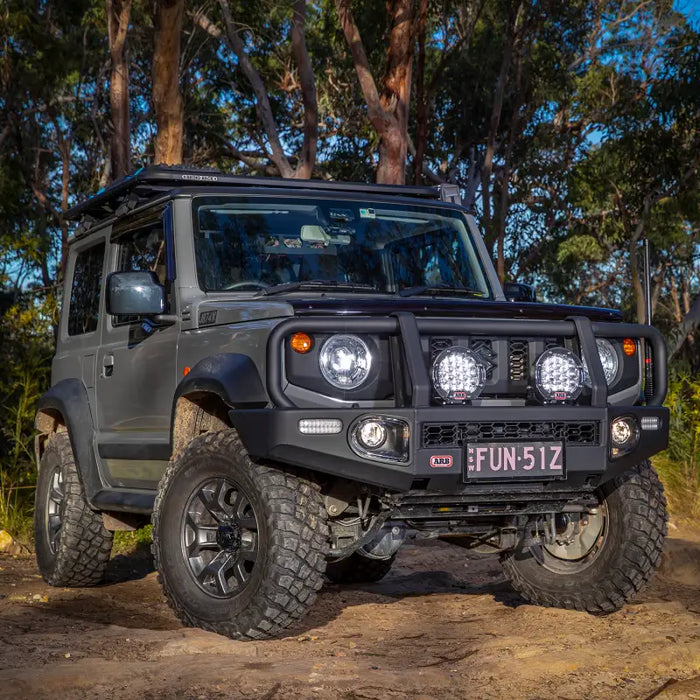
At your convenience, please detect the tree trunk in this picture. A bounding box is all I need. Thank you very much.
[106,0,132,180]
[153,0,184,165]
[336,0,415,185]
[290,0,318,178]
[413,0,428,184]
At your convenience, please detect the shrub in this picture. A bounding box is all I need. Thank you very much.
[654,373,700,518]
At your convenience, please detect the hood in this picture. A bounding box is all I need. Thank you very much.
[287,296,622,323]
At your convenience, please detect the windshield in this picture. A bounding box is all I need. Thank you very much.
[192,195,491,297]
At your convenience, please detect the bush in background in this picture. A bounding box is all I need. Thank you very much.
[654,373,700,519]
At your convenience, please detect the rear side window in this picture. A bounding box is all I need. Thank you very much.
[68,242,105,336]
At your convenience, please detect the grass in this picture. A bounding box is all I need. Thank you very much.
[112,524,153,557]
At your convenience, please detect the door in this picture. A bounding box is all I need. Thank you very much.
[95,208,178,489]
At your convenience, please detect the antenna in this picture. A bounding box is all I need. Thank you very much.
[642,239,654,403]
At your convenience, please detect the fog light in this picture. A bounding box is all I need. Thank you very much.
[610,416,640,458]
[298,418,343,434]
[611,418,633,446]
[357,421,387,449]
[641,416,660,431]
[350,416,410,463]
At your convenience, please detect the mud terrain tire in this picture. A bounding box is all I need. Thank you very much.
[325,552,396,584]
[152,430,328,640]
[34,432,113,586]
[501,461,667,613]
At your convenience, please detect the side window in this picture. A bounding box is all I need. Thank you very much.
[113,223,167,325]
[68,242,105,336]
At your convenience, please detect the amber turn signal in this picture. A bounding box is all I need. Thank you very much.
[290,332,313,353]
[622,338,636,356]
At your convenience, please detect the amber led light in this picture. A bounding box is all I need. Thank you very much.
[622,338,636,356]
[290,332,313,353]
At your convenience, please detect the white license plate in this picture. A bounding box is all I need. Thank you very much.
[464,441,565,480]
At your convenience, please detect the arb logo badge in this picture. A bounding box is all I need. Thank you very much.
[430,455,453,468]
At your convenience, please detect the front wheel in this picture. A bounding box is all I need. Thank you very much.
[152,430,328,640]
[501,461,667,614]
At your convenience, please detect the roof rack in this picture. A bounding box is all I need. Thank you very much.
[66,165,460,225]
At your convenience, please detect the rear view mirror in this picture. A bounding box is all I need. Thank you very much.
[107,271,166,316]
[504,282,537,303]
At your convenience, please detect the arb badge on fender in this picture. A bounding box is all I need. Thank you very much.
[430,455,453,468]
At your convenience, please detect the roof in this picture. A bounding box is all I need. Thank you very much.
[66,165,461,225]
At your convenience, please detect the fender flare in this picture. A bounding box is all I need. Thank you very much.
[34,378,103,503]
[172,352,268,414]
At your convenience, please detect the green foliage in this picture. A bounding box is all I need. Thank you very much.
[654,373,700,518]
[112,525,153,557]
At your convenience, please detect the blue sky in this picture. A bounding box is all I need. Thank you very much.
[675,0,700,27]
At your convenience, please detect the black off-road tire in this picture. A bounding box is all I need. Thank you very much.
[152,430,328,640]
[501,461,667,614]
[325,552,396,584]
[34,432,113,586]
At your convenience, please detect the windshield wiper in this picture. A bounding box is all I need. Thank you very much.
[258,280,379,297]
[398,285,486,298]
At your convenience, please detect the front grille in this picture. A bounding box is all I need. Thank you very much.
[422,421,600,447]
[508,339,528,381]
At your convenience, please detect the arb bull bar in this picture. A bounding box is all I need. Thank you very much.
[230,314,669,494]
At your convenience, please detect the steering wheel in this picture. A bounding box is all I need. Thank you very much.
[223,281,268,291]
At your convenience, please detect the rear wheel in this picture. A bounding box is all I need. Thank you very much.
[325,551,396,584]
[152,430,328,640]
[34,432,113,586]
[501,461,667,613]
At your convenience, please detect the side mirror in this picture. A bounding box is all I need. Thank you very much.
[107,271,166,316]
[504,282,537,303]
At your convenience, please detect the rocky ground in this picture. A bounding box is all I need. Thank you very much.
[0,525,698,700]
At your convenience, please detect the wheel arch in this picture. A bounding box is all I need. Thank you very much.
[171,353,268,457]
[34,378,102,502]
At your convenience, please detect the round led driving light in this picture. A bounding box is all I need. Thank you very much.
[583,339,619,386]
[431,347,486,402]
[610,417,633,446]
[319,334,372,389]
[357,420,387,449]
[535,347,583,402]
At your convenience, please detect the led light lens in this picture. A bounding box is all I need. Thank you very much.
[535,348,584,402]
[357,421,387,448]
[319,335,372,389]
[431,347,486,402]
[640,416,660,431]
[298,418,343,434]
[623,338,636,356]
[583,339,620,386]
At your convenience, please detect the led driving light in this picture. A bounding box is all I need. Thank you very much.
[356,420,387,449]
[350,416,410,463]
[583,338,619,386]
[641,416,660,431]
[319,335,372,389]
[298,418,343,435]
[610,416,640,458]
[431,347,486,402]
[535,347,583,402]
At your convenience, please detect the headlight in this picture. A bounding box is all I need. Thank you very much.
[583,339,619,386]
[431,347,486,402]
[535,347,583,402]
[319,335,372,389]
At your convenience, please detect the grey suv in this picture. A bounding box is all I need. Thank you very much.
[34,166,669,639]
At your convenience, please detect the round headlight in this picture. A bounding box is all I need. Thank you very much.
[431,347,486,402]
[319,335,372,389]
[535,347,583,402]
[583,339,619,386]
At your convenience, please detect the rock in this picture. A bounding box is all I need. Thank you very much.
[0,530,14,552]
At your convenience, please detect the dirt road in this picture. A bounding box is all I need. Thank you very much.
[0,527,698,700]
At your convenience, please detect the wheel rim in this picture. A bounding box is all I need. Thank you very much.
[45,466,65,555]
[182,477,260,599]
[537,501,608,574]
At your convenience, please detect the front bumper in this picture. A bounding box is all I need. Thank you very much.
[230,404,669,493]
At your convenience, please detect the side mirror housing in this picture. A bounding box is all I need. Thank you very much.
[107,271,166,316]
[504,282,537,303]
